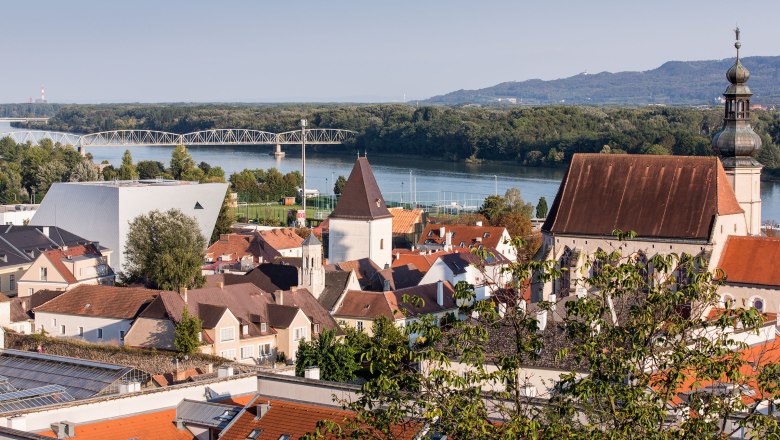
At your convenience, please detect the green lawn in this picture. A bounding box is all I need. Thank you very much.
[232,198,336,225]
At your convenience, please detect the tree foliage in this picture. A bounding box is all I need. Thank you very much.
[211,190,235,244]
[123,209,206,291]
[295,329,359,382]
[536,196,548,219]
[334,175,347,195]
[174,306,203,356]
[310,238,780,439]
[117,149,138,180]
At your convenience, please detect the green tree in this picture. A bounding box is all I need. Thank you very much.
[124,209,206,291]
[174,306,203,356]
[136,160,167,179]
[169,145,196,180]
[117,150,138,180]
[333,175,347,195]
[295,329,359,382]
[536,196,548,219]
[69,160,101,182]
[314,240,779,438]
[479,195,507,221]
[211,191,235,244]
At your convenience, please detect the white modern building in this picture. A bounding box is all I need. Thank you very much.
[31,180,228,273]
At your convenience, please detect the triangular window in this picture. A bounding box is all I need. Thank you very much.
[194,202,204,210]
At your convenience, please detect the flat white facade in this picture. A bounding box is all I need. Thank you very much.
[329,217,392,269]
[35,311,132,344]
[32,180,228,273]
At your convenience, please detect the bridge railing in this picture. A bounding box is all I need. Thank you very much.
[1,128,358,148]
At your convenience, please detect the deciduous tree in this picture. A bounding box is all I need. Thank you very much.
[174,306,203,356]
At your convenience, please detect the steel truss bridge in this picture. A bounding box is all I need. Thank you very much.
[0,128,357,153]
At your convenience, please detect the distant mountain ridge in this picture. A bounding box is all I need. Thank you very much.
[425,56,780,106]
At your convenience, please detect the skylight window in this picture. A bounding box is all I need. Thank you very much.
[246,429,262,439]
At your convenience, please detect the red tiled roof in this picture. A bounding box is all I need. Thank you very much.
[257,228,304,251]
[329,157,392,221]
[325,258,381,287]
[42,244,104,284]
[335,282,457,321]
[418,224,507,250]
[717,236,780,286]
[37,408,191,440]
[219,397,420,440]
[334,290,395,320]
[33,285,160,319]
[542,154,743,240]
[205,233,280,263]
[388,207,424,234]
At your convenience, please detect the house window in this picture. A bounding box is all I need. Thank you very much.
[279,435,291,440]
[380,239,384,250]
[293,327,306,341]
[240,346,254,359]
[259,343,272,356]
[220,349,237,360]
[27,288,33,296]
[40,267,47,281]
[557,247,573,297]
[60,325,65,335]
[220,327,235,342]
[313,323,320,334]
[247,428,262,439]
[9,275,14,291]
[52,318,57,327]
[260,322,267,332]
[97,329,103,339]
[356,321,364,332]
[78,327,84,337]
[119,330,125,341]
[242,324,249,336]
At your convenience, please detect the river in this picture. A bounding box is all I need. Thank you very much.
[3,122,780,221]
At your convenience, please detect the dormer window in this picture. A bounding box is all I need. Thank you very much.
[313,323,320,334]
[483,232,490,238]
[427,231,433,238]
[260,322,267,332]
[242,324,249,336]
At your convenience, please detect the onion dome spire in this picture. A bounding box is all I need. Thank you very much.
[712,27,762,165]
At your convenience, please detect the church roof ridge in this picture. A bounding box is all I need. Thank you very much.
[329,157,392,221]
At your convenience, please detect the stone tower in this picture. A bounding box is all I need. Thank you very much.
[327,156,393,268]
[299,233,325,298]
[712,28,763,235]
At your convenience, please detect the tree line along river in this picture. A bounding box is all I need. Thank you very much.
[2,122,780,222]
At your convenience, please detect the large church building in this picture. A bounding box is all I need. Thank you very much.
[533,31,771,312]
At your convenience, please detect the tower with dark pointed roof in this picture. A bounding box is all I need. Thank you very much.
[712,28,763,235]
[328,156,393,268]
[299,233,325,298]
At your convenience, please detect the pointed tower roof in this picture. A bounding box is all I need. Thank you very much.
[302,232,320,246]
[330,157,392,221]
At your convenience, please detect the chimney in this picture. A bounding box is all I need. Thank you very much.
[536,310,548,332]
[42,226,50,237]
[257,402,271,419]
[444,232,453,251]
[436,280,444,307]
[439,226,445,238]
[274,290,283,305]
[206,363,213,374]
[383,279,392,292]
[217,365,234,378]
[394,252,400,260]
[181,287,188,303]
[174,368,187,383]
[217,281,224,289]
[50,421,75,439]
[304,366,320,380]
[475,221,483,227]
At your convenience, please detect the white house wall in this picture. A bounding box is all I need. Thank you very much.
[34,311,132,344]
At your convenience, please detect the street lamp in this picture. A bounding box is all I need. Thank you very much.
[299,119,307,227]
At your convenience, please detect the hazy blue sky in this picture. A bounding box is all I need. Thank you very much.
[2,0,778,103]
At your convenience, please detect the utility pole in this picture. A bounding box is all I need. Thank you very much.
[299,119,307,227]
[494,175,498,196]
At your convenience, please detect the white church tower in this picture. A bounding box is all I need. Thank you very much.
[712,28,763,235]
[328,156,393,269]
[299,233,325,298]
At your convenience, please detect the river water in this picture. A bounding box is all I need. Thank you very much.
[3,122,780,221]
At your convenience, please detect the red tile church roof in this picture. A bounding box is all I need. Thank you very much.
[542,154,743,240]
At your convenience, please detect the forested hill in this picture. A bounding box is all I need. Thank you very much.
[426,56,780,105]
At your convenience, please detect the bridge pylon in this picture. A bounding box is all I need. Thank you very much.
[274,143,285,158]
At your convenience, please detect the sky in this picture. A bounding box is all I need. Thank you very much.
[2,0,779,103]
